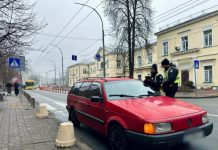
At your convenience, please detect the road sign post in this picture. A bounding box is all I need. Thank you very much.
[8,57,24,102]
[194,59,199,97]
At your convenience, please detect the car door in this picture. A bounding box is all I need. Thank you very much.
[86,82,106,133]
[68,82,83,109]
[74,82,92,125]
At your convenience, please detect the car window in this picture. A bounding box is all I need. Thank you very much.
[90,82,102,98]
[69,82,82,95]
[104,80,154,100]
[77,82,92,98]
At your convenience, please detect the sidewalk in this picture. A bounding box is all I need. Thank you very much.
[0,95,92,150]
[175,89,218,98]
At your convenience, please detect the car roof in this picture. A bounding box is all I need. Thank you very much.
[80,77,133,83]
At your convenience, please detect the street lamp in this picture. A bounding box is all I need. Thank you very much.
[50,44,64,86]
[45,59,57,86]
[45,69,55,86]
[74,2,106,78]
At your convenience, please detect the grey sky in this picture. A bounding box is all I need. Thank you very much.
[27,0,218,78]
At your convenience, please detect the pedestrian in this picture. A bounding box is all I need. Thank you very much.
[6,82,12,94]
[14,82,20,96]
[143,64,163,92]
[161,58,180,98]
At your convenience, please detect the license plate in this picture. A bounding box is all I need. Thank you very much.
[183,130,204,142]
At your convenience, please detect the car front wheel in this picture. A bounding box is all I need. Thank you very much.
[69,108,80,127]
[109,124,129,150]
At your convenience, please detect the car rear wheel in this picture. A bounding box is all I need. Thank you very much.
[109,124,129,150]
[69,109,80,127]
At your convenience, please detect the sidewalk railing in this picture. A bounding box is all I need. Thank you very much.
[23,91,35,108]
[39,86,70,94]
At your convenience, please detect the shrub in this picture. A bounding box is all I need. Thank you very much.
[178,86,193,92]
[185,81,194,88]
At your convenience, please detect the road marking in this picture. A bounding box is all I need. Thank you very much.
[208,114,218,117]
[43,103,57,111]
[54,101,66,108]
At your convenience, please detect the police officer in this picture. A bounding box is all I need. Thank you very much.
[143,64,163,92]
[161,58,180,98]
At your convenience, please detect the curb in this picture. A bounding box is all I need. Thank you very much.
[25,94,93,150]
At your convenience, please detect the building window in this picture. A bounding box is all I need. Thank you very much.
[163,41,168,55]
[117,60,122,68]
[204,65,212,83]
[181,36,188,51]
[100,62,104,69]
[137,56,142,66]
[90,68,92,74]
[203,29,212,47]
[147,50,152,64]
[97,63,99,70]
[106,60,109,69]
[75,69,77,74]
[138,75,142,81]
[83,68,87,74]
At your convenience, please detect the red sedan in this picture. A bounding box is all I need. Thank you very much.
[66,78,213,150]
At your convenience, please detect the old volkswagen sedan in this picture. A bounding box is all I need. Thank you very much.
[66,78,213,150]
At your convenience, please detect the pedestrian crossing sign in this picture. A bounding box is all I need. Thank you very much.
[8,57,20,68]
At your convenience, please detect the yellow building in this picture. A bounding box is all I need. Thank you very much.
[68,63,89,87]
[68,44,158,86]
[134,42,158,80]
[155,9,218,89]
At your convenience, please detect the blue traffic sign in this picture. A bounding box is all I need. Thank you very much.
[8,57,20,68]
[194,60,199,69]
[72,55,77,61]
[96,54,100,61]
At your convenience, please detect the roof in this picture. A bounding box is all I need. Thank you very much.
[155,7,218,36]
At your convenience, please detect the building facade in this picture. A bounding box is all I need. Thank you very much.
[155,10,218,89]
[67,44,158,87]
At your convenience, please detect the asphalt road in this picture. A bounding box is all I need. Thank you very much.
[26,90,218,150]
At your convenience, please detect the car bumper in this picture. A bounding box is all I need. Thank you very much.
[126,122,213,147]
[66,105,70,112]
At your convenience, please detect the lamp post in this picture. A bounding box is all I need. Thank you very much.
[46,60,57,86]
[75,2,106,78]
[50,44,64,86]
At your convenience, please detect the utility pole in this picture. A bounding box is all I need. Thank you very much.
[75,2,106,78]
[50,44,64,86]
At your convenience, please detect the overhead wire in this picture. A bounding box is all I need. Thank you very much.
[154,0,199,19]
[37,0,104,66]
[155,0,210,24]
[34,0,90,65]
[36,32,101,41]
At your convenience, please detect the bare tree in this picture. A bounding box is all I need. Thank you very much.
[0,0,42,58]
[0,0,43,88]
[104,0,152,78]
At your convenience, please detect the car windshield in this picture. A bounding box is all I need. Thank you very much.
[104,80,156,100]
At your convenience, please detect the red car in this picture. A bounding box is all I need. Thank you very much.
[66,78,213,150]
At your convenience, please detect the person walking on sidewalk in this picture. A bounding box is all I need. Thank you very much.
[143,64,163,92]
[14,82,20,96]
[161,58,180,98]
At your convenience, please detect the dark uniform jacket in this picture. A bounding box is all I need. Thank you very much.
[144,73,163,92]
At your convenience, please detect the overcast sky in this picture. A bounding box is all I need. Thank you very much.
[27,0,218,78]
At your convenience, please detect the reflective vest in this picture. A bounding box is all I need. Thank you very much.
[164,67,180,84]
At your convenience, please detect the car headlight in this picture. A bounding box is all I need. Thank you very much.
[144,123,172,134]
[202,114,209,124]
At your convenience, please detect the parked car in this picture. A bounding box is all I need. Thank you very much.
[66,78,213,150]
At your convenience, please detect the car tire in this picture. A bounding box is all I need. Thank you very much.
[69,108,80,127]
[109,124,129,150]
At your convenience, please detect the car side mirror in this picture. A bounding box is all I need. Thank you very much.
[91,96,103,103]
